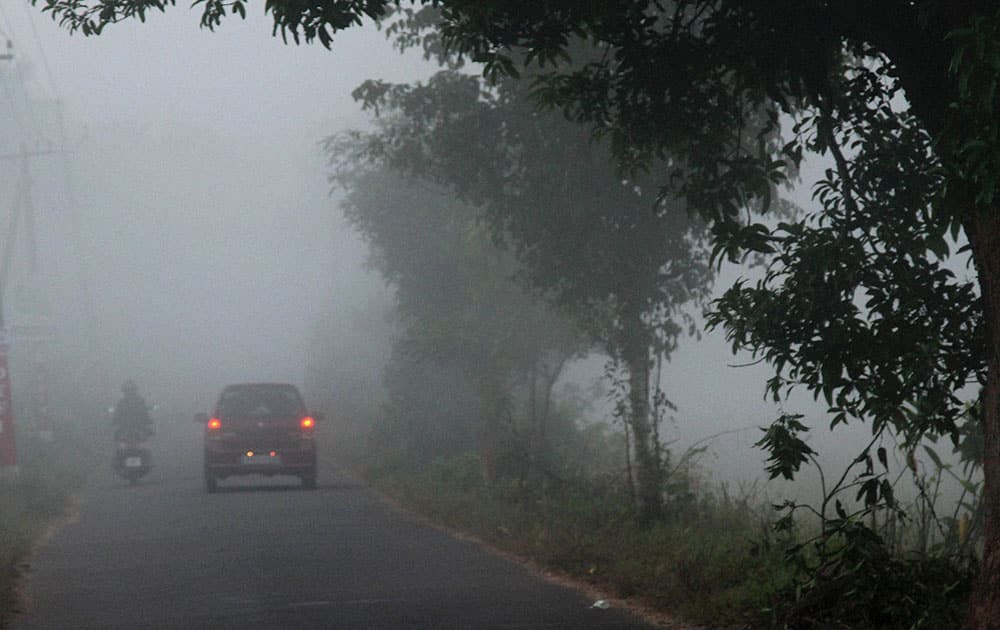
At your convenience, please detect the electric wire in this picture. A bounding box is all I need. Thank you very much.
[0,4,47,147]
[0,1,19,133]
[0,3,58,298]
[0,3,14,44]
[3,61,46,147]
[21,2,57,101]
[14,3,95,348]
[0,65,24,133]
[12,59,46,146]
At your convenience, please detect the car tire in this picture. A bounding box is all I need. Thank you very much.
[205,474,218,493]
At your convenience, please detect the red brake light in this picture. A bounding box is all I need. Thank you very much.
[300,416,315,429]
[207,417,222,430]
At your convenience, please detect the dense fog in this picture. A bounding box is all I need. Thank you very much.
[0,8,428,413]
[0,4,969,497]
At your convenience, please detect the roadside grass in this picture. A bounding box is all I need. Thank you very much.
[0,430,96,627]
[368,453,790,627]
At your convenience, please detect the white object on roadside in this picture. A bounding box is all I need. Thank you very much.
[591,599,610,610]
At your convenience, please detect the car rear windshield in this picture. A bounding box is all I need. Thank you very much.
[216,385,305,418]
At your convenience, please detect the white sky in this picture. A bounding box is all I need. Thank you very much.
[0,3,435,407]
[9,4,433,142]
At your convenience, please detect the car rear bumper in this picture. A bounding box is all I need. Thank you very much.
[204,445,316,478]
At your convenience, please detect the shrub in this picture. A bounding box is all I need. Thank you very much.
[0,430,96,625]
[370,451,785,626]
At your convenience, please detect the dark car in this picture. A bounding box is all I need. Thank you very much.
[195,383,321,492]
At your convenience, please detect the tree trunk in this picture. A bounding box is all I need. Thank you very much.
[621,313,662,524]
[481,411,503,487]
[623,414,635,504]
[477,377,507,487]
[964,207,1000,629]
[528,361,538,482]
[537,355,568,476]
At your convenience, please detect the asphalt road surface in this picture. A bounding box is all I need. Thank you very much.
[13,416,648,629]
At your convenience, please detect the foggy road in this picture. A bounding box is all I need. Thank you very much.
[13,416,647,629]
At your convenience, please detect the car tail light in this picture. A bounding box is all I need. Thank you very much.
[207,417,222,430]
[300,416,315,429]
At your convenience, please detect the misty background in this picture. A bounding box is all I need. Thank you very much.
[0,4,914,493]
[1,8,423,406]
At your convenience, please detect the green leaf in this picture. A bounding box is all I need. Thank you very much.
[959,479,980,494]
[923,445,944,469]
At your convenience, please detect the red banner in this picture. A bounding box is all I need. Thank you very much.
[0,342,18,469]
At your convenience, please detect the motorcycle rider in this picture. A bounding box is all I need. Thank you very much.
[112,380,153,441]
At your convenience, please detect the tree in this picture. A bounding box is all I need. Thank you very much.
[336,64,713,523]
[333,164,585,483]
[36,0,1000,623]
[417,5,1000,625]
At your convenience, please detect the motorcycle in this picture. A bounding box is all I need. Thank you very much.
[114,428,153,485]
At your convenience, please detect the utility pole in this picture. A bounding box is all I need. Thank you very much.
[0,30,57,473]
[0,140,57,452]
[0,293,16,477]
[0,143,45,477]
[0,30,85,468]
[0,37,19,477]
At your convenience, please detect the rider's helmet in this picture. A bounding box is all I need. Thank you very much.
[122,380,139,396]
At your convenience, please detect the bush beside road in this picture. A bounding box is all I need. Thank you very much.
[0,431,95,628]
[366,453,785,628]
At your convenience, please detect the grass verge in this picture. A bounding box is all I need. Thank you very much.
[0,430,95,628]
[367,454,789,628]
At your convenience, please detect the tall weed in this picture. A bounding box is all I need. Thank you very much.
[0,430,95,626]
[371,453,784,626]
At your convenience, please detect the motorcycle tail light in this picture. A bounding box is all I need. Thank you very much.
[300,416,315,430]
[207,417,222,430]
